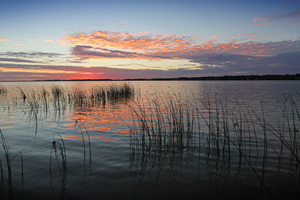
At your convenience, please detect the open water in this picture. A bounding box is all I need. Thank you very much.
[0,80,299,200]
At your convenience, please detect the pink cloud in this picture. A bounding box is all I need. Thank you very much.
[62,30,299,61]
[62,31,194,55]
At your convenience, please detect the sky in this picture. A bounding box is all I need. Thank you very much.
[0,0,300,81]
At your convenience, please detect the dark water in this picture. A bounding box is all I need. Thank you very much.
[0,80,299,200]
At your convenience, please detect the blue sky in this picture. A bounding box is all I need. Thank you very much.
[0,0,299,80]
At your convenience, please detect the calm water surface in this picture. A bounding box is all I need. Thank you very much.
[0,80,299,200]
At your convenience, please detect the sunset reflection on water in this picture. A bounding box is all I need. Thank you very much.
[63,135,116,142]
[62,99,137,142]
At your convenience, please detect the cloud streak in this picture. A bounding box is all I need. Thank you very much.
[0,58,38,63]
[0,51,63,58]
[253,2,300,26]
[0,51,66,64]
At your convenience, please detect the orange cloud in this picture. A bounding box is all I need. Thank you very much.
[43,39,54,43]
[208,36,227,39]
[0,38,11,42]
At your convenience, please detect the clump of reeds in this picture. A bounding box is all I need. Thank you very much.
[107,83,135,101]
[128,92,196,153]
[27,91,40,134]
[16,89,41,134]
[65,83,135,108]
[89,86,106,107]
[70,87,88,107]
[51,85,67,111]
[39,87,49,114]
[11,83,135,118]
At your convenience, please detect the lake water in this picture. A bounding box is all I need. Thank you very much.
[0,80,299,200]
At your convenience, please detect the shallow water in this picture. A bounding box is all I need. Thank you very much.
[0,80,300,200]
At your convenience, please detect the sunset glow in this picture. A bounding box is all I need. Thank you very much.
[1,0,300,81]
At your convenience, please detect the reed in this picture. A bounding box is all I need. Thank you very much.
[74,120,92,171]
[0,129,24,199]
[39,87,49,114]
[0,86,7,95]
[18,88,27,101]
[28,91,39,135]
[49,133,68,198]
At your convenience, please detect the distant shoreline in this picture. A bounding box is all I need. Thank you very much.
[1,74,300,82]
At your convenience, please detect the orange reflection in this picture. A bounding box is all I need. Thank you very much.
[62,135,115,142]
[63,100,137,141]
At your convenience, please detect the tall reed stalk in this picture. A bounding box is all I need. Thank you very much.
[75,120,92,171]
[0,129,24,199]
[0,86,7,95]
[49,133,67,198]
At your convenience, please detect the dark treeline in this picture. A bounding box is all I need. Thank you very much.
[127,74,300,81]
